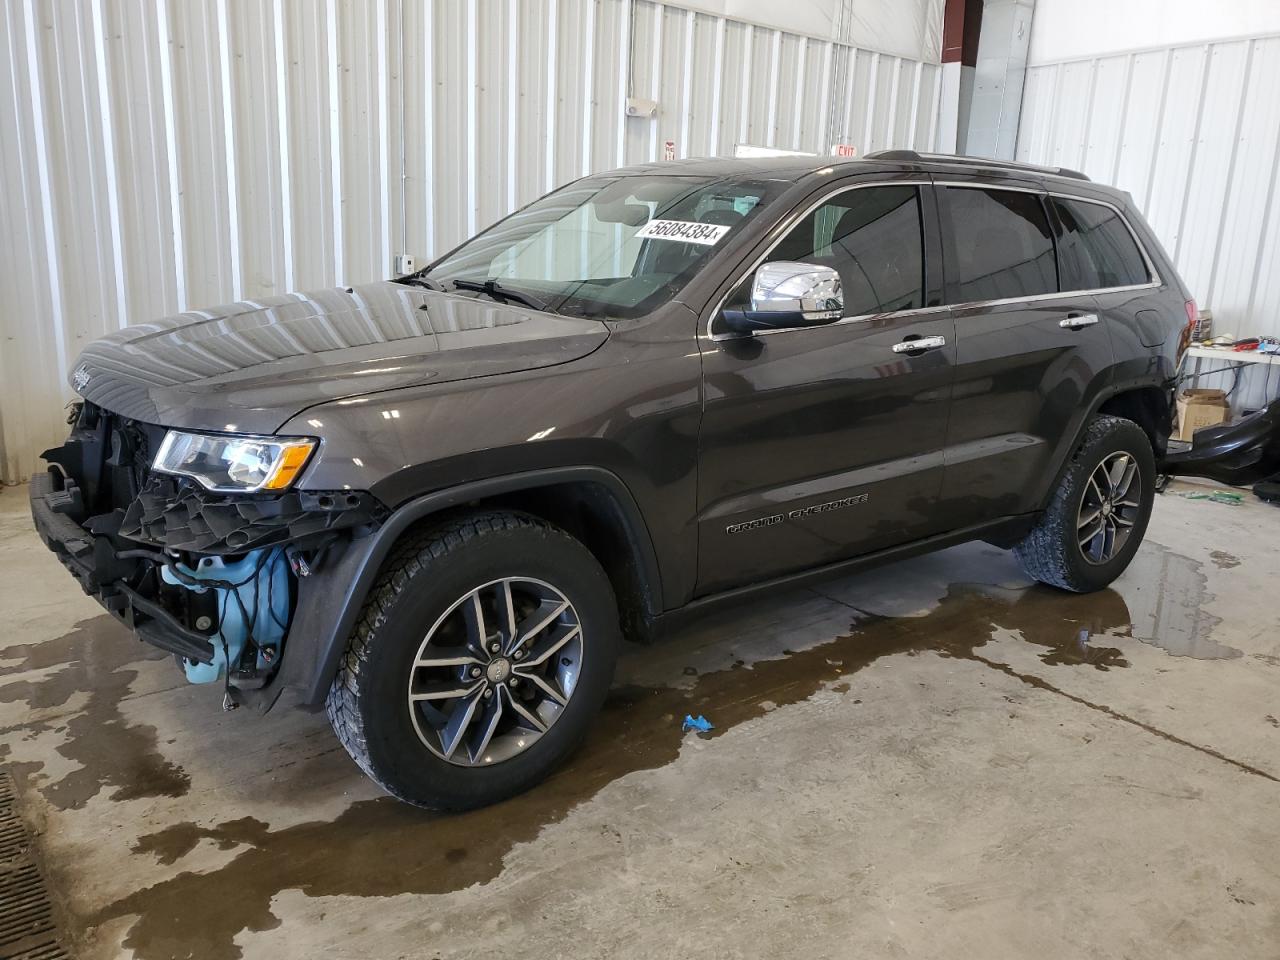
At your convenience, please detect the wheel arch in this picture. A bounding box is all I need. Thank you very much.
[1032,381,1172,514]
[1096,384,1172,458]
[281,466,664,709]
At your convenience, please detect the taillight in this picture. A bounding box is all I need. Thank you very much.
[1176,299,1197,362]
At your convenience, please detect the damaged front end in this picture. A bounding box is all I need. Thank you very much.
[30,401,386,708]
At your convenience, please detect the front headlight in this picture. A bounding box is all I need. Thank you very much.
[152,431,316,493]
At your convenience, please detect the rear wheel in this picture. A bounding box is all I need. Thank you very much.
[327,511,619,810]
[1015,415,1156,592]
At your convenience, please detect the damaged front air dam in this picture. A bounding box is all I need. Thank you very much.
[120,475,387,554]
[30,465,390,711]
[121,480,388,706]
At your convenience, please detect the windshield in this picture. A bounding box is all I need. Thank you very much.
[419,174,784,319]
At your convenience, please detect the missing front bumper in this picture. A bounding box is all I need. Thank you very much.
[29,470,218,663]
[29,462,387,702]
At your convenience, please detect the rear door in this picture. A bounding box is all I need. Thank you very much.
[694,178,955,595]
[935,180,1115,527]
[1049,191,1175,394]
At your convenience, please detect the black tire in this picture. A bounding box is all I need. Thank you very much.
[326,511,620,810]
[1014,414,1156,593]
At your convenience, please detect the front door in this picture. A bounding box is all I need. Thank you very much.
[695,181,955,596]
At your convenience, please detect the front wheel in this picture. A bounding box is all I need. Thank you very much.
[1015,414,1156,592]
[326,511,620,810]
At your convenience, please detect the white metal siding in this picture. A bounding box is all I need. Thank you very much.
[0,0,940,483]
[1017,34,1280,410]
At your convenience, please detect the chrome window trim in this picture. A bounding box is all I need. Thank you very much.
[706,179,1164,343]
[944,281,1161,314]
[716,304,952,340]
[934,180,1044,195]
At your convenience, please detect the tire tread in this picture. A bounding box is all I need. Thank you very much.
[325,511,574,804]
[1014,414,1151,592]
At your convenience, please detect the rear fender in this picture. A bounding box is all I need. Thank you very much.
[1031,381,1170,513]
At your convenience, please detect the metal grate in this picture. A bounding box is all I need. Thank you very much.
[0,865,55,950]
[0,772,69,960]
[0,813,27,865]
[6,944,70,960]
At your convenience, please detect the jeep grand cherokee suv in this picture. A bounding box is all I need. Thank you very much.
[30,151,1280,810]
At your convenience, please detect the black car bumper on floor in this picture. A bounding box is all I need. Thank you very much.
[1162,396,1280,486]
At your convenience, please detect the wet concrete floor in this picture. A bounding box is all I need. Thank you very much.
[2,479,1278,959]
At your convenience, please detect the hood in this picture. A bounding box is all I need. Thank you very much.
[69,281,608,434]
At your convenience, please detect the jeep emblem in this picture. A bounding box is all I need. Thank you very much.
[71,364,91,391]
[485,658,512,684]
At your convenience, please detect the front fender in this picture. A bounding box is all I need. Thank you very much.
[275,466,663,709]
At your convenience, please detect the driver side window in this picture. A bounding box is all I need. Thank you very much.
[732,185,925,317]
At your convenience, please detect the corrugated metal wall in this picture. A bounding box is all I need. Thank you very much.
[1017,33,1280,410]
[0,0,942,484]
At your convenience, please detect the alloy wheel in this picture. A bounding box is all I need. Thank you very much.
[1077,451,1142,564]
[407,577,584,765]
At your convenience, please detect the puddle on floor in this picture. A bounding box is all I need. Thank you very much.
[97,585,1132,960]
[1,541,1240,960]
[1210,550,1241,570]
[0,618,189,809]
[1116,546,1238,660]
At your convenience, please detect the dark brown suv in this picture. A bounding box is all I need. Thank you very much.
[30,151,1279,809]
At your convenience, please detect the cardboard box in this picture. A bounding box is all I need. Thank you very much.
[1176,388,1231,441]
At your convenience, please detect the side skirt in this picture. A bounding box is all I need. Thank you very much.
[651,513,1038,639]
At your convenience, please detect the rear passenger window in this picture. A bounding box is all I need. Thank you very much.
[1052,198,1151,290]
[941,187,1057,302]
[760,185,925,316]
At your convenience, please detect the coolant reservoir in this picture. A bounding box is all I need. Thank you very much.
[160,547,291,683]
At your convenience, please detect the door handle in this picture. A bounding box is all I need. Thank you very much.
[1060,313,1100,330]
[892,335,946,354]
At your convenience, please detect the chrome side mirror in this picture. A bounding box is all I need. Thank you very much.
[722,261,843,335]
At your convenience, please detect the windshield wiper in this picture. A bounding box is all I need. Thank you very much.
[449,278,548,312]
[401,273,446,292]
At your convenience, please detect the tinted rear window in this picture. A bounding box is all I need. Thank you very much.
[1052,197,1151,290]
[941,187,1057,303]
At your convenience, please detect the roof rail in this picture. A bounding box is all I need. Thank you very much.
[862,149,1090,182]
[863,149,922,162]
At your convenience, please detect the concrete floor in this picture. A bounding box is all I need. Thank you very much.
[2,478,1278,959]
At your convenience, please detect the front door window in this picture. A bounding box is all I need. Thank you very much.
[730,185,926,318]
